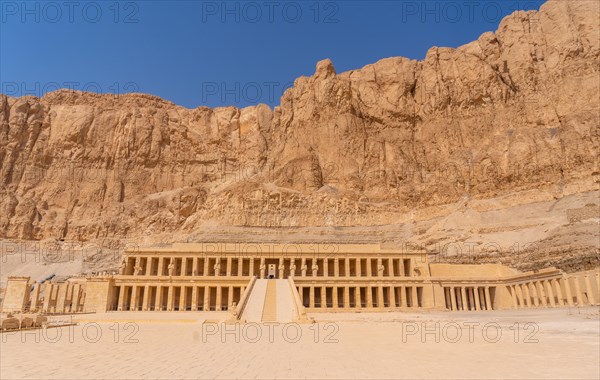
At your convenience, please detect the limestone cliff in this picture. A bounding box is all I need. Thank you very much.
[0,0,598,271]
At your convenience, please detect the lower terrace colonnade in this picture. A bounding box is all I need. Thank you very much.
[111,284,246,312]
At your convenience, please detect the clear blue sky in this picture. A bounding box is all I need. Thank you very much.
[1,0,545,108]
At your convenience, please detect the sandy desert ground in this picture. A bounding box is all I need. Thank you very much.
[1,307,598,379]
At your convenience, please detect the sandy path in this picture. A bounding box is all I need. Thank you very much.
[1,308,598,379]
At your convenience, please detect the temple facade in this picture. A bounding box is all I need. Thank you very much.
[2,243,599,319]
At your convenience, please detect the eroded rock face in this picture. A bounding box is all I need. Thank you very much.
[0,0,598,243]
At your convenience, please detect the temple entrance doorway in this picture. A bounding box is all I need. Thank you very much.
[265,259,278,278]
[267,264,277,279]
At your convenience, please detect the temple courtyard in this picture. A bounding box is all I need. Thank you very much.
[1,307,598,379]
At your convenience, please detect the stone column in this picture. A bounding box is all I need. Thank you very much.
[63,284,72,312]
[214,258,221,277]
[309,287,315,308]
[466,287,472,310]
[301,258,307,277]
[63,283,73,311]
[177,287,185,311]
[573,277,584,305]
[29,282,40,311]
[345,258,350,277]
[260,258,266,278]
[192,257,198,276]
[238,259,244,276]
[226,257,232,277]
[398,287,405,307]
[323,259,329,278]
[228,286,234,310]
[484,286,491,310]
[142,286,150,311]
[334,259,339,277]
[399,259,405,277]
[55,284,68,313]
[536,282,547,306]
[72,284,82,312]
[534,281,543,306]
[545,280,556,307]
[450,287,457,310]
[333,287,339,309]
[552,279,563,306]
[366,286,373,308]
[515,284,531,308]
[509,285,517,308]
[356,287,362,309]
[412,286,419,308]
[584,275,595,304]
[344,286,350,308]
[356,259,362,277]
[204,258,210,277]
[190,287,198,311]
[166,286,174,311]
[377,286,384,309]
[514,285,523,308]
[155,286,163,310]
[366,259,372,278]
[203,286,210,311]
[131,286,139,311]
[278,258,284,279]
[216,286,222,311]
[180,258,187,277]
[460,287,467,311]
[155,285,160,311]
[71,284,79,312]
[562,276,574,306]
[521,283,534,307]
[528,283,539,306]
[117,285,126,311]
[249,258,255,277]
[158,257,165,276]
[42,283,53,312]
[474,287,481,310]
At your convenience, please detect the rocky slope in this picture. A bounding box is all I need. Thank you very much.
[0,0,598,273]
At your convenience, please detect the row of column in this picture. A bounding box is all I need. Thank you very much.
[444,286,493,311]
[298,285,422,309]
[125,256,416,279]
[115,284,244,312]
[509,275,598,308]
[35,282,85,313]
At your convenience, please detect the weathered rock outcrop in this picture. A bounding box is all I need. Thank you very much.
[1,0,598,271]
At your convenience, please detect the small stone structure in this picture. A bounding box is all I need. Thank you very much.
[1,243,598,316]
[1,277,87,314]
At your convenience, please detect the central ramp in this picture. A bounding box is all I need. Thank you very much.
[240,279,297,323]
[240,279,267,322]
[261,280,278,321]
